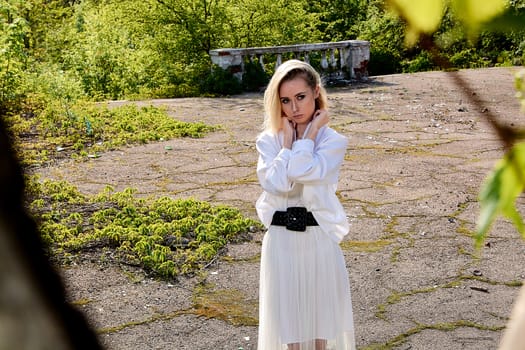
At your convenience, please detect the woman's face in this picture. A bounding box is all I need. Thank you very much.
[279,76,319,127]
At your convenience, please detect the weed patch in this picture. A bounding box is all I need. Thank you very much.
[192,283,258,326]
[340,239,392,253]
[27,178,262,279]
[7,102,217,166]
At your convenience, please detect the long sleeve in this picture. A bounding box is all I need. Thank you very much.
[256,131,293,195]
[255,127,350,241]
[288,127,348,185]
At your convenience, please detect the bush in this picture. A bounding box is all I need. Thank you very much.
[367,47,402,76]
[200,66,243,96]
[242,60,270,92]
[403,51,435,73]
[22,64,86,106]
[147,83,201,99]
[28,180,262,278]
[449,49,476,68]
[449,49,491,68]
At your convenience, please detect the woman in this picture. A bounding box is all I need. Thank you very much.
[256,59,356,350]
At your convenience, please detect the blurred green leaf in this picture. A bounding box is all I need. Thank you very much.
[516,70,525,112]
[387,0,445,45]
[388,0,510,45]
[451,0,508,30]
[482,9,525,33]
[476,142,525,247]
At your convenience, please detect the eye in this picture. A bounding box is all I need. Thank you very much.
[297,94,305,100]
[280,98,290,104]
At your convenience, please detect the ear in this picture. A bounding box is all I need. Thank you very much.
[314,85,320,99]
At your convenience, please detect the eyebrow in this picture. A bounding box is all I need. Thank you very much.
[280,91,308,100]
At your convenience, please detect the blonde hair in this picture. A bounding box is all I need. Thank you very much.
[262,59,328,133]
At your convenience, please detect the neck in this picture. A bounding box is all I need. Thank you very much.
[296,123,309,139]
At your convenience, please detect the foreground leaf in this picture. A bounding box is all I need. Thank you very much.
[516,69,525,112]
[476,142,525,247]
[451,0,508,31]
[387,0,509,45]
[387,0,445,45]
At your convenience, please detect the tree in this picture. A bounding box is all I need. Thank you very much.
[305,0,368,41]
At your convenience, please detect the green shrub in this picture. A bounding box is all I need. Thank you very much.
[0,5,30,114]
[28,179,262,278]
[200,66,243,96]
[368,47,402,76]
[449,49,491,68]
[21,64,87,106]
[242,60,270,92]
[147,83,201,99]
[403,51,435,73]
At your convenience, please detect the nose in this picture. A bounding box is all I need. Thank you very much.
[291,100,298,112]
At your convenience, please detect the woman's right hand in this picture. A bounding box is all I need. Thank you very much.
[282,116,295,149]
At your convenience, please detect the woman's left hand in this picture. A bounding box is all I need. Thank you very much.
[311,109,329,129]
[302,109,328,142]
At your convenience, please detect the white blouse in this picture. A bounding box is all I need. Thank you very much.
[255,125,350,243]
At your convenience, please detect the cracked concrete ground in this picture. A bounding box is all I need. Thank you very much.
[39,67,525,349]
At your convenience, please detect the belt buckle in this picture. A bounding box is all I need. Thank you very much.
[286,207,307,232]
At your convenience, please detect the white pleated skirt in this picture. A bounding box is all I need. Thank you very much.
[258,225,356,350]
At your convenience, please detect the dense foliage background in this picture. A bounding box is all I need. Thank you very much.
[1,0,524,111]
